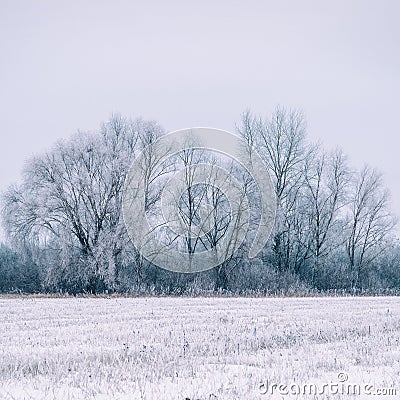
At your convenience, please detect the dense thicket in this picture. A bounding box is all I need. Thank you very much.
[1,109,399,294]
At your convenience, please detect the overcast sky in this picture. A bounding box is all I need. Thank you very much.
[1,0,399,239]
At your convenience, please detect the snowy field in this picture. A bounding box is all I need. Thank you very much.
[0,297,399,400]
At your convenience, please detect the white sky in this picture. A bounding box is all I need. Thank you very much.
[0,0,399,239]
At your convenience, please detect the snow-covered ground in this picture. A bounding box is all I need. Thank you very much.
[0,297,398,399]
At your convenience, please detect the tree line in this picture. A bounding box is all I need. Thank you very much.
[1,107,399,295]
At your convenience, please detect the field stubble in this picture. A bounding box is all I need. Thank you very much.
[0,297,399,399]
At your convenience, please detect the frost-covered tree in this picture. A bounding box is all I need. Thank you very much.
[2,115,164,293]
[302,148,350,285]
[238,107,312,274]
[346,165,397,289]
